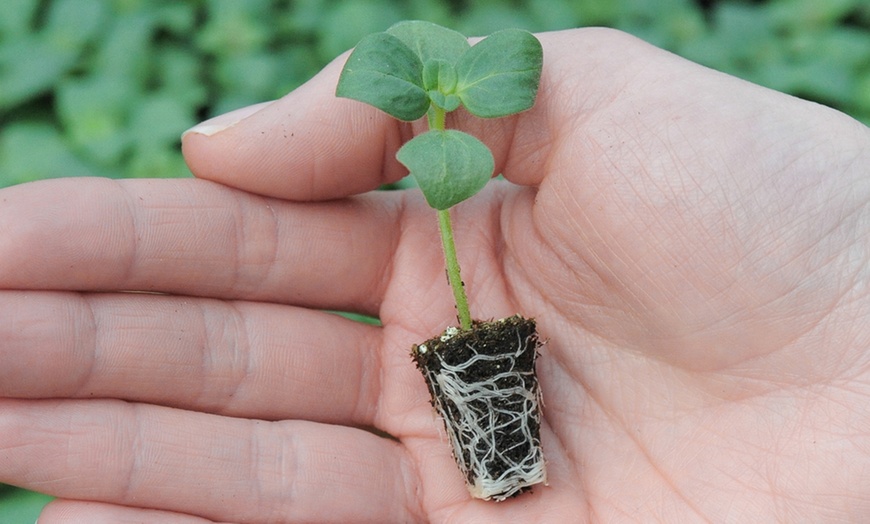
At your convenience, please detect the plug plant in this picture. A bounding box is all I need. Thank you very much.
[336,20,546,501]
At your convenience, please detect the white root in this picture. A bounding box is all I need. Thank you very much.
[421,325,546,501]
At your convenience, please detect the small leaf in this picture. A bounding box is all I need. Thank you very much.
[396,130,494,210]
[386,20,470,65]
[438,59,459,93]
[456,29,543,118]
[428,90,461,112]
[422,58,457,93]
[336,32,429,121]
[422,59,441,91]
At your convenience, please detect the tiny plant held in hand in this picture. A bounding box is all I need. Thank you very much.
[336,21,546,501]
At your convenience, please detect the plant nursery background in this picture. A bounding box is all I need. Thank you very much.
[1,0,868,520]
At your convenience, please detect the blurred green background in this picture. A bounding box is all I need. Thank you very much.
[0,0,868,520]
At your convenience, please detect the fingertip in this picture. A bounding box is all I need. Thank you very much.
[182,101,275,139]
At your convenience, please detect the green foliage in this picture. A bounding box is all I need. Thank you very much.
[336,23,543,124]
[335,32,430,121]
[337,22,541,209]
[454,29,543,118]
[337,21,541,330]
[389,20,470,63]
[397,129,495,210]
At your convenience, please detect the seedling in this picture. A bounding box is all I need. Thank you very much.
[336,21,546,501]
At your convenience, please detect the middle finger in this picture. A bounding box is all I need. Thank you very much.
[0,290,383,426]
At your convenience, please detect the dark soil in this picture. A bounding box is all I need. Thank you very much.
[411,315,544,500]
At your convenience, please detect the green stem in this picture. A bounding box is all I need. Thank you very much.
[427,105,446,131]
[438,208,472,330]
[427,104,471,330]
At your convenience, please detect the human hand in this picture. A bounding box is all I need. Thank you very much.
[2,28,869,523]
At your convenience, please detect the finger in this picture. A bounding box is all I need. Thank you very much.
[0,399,422,523]
[40,500,220,524]
[0,177,403,313]
[0,291,385,426]
[182,53,414,201]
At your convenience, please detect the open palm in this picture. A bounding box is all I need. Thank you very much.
[2,28,869,523]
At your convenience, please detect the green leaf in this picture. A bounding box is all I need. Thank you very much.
[336,32,429,121]
[455,29,543,118]
[422,59,458,92]
[396,130,494,210]
[386,20,470,64]
[428,90,461,112]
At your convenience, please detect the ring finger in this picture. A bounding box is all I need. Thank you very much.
[0,398,422,523]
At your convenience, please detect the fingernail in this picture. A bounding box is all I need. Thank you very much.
[182,101,274,138]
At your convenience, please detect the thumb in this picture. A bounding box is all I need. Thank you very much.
[181,53,412,201]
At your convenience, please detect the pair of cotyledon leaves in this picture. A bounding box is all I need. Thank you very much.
[336,21,543,210]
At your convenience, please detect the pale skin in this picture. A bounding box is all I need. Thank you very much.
[1,27,869,523]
